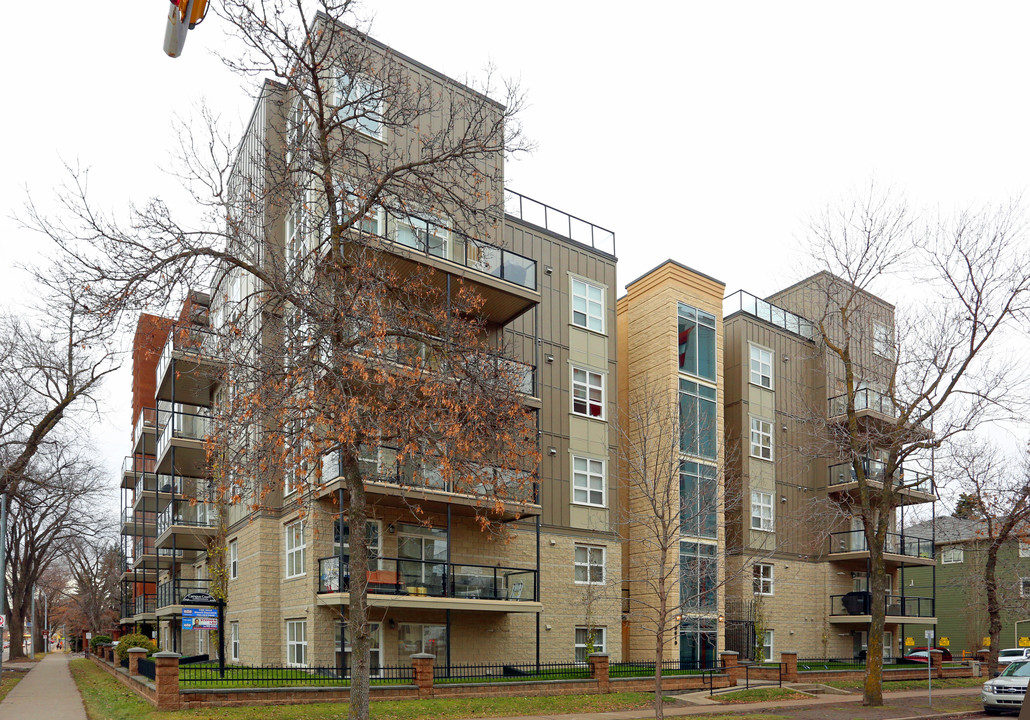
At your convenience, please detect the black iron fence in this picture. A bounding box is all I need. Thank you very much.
[797,656,926,671]
[742,662,783,689]
[178,663,415,688]
[435,661,588,683]
[609,659,722,677]
[137,658,156,680]
[120,657,130,670]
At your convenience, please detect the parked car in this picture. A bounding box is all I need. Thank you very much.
[905,646,953,662]
[983,659,1030,714]
[998,648,1030,666]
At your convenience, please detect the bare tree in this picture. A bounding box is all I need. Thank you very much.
[59,537,121,646]
[799,186,1030,705]
[27,4,536,717]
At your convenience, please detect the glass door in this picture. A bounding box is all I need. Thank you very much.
[397,524,447,595]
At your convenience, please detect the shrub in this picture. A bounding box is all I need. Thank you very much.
[89,634,112,650]
[115,633,157,660]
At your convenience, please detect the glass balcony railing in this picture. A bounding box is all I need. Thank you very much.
[504,189,615,257]
[828,458,934,494]
[134,594,156,615]
[828,530,934,560]
[133,408,157,447]
[318,555,537,602]
[157,578,211,608]
[156,405,212,459]
[123,455,156,475]
[830,593,934,618]
[156,327,220,387]
[157,499,217,536]
[828,387,896,418]
[723,290,816,340]
[122,507,156,529]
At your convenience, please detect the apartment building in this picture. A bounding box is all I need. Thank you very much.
[722,272,936,661]
[616,261,726,666]
[118,17,621,670]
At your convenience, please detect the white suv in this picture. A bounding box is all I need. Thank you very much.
[998,648,1030,666]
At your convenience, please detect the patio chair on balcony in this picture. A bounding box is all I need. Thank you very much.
[842,591,871,615]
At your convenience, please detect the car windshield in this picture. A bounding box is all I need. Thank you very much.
[1000,661,1030,677]
[1000,650,1026,659]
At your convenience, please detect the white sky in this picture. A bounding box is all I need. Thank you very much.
[3,1,1030,513]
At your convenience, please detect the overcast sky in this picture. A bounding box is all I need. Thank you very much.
[3,1,1030,513]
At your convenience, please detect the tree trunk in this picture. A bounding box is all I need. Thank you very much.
[863,534,886,706]
[7,599,27,661]
[347,459,371,720]
[655,594,665,720]
[985,542,1001,677]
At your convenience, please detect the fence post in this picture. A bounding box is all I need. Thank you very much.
[929,649,943,679]
[588,652,610,693]
[153,651,181,711]
[411,653,435,699]
[105,644,115,663]
[127,647,147,676]
[780,651,798,683]
[720,651,742,687]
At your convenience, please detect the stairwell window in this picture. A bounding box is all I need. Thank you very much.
[753,563,774,595]
[572,367,605,419]
[572,456,605,507]
[286,619,307,666]
[749,345,773,389]
[574,544,605,584]
[285,521,306,578]
[750,417,773,461]
[751,491,774,532]
[336,73,384,140]
[571,277,605,333]
[229,539,238,580]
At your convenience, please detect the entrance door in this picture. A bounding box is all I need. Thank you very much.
[397,524,447,595]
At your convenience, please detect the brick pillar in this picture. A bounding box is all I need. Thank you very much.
[720,651,743,686]
[128,647,148,676]
[780,651,798,683]
[928,649,943,679]
[153,651,181,711]
[411,653,435,699]
[104,644,114,663]
[588,653,610,693]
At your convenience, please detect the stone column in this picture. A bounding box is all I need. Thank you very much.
[780,651,798,683]
[128,647,148,676]
[720,651,743,686]
[153,651,181,711]
[411,653,435,699]
[588,653,610,693]
[928,649,943,679]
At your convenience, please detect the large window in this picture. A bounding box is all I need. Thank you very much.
[679,379,717,459]
[753,563,774,595]
[398,624,446,661]
[337,622,382,675]
[575,627,606,663]
[941,546,964,564]
[750,418,773,461]
[572,367,605,419]
[571,278,605,333]
[230,621,239,661]
[286,619,307,666]
[873,322,895,360]
[749,345,773,388]
[573,457,606,507]
[678,303,716,381]
[1020,541,1030,558]
[334,519,382,570]
[229,539,238,580]
[574,544,606,584]
[285,521,306,578]
[680,541,717,611]
[680,462,717,538]
[751,491,774,532]
[336,73,384,139]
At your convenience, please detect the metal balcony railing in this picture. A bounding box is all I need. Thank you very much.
[828,388,896,419]
[156,406,211,459]
[723,290,816,340]
[828,458,934,495]
[157,578,211,608]
[123,455,156,475]
[156,327,220,388]
[830,592,934,617]
[827,530,934,560]
[504,189,615,257]
[157,499,217,536]
[133,407,157,447]
[134,594,156,615]
[317,555,537,602]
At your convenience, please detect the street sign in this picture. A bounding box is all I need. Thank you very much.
[182,607,218,619]
[924,630,934,640]
[85,632,92,640]
[0,616,6,628]
[1019,637,1030,647]
[984,637,992,647]
[939,637,950,647]
[905,637,915,647]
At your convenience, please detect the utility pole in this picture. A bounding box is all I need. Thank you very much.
[29,586,35,657]
[43,592,48,654]
[0,492,7,674]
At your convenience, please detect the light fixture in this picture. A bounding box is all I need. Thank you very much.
[545,354,555,363]
[549,539,556,546]
[548,447,557,456]
[388,619,396,629]
[544,266,553,275]
[717,614,725,623]
[545,624,552,630]
[781,496,787,503]
[387,524,395,534]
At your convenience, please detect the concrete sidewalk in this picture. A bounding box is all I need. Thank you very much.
[0,653,86,720]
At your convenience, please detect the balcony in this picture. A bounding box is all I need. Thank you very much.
[155,327,221,405]
[828,458,935,505]
[121,455,156,489]
[134,594,157,617]
[319,448,541,521]
[156,578,212,612]
[132,536,186,569]
[132,407,158,454]
[317,555,540,613]
[723,290,817,340]
[829,593,936,623]
[155,406,212,476]
[120,507,156,536]
[827,530,935,566]
[132,474,206,512]
[155,498,218,550]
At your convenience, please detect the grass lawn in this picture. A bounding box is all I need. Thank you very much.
[820,676,985,691]
[711,688,814,704]
[0,673,24,703]
[71,659,686,720]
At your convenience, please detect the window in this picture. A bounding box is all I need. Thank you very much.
[761,630,774,663]
[285,521,306,578]
[575,626,606,662]
[337,622,382,675]
[678,303,717,381]
[680,462,717,539]
[1021,579,1030,598]
[750,418,773,461]
[753,563,774,595]
[680,541,717,611]
[338,184,385,237]
[230,621,239,661]
[336,73,384,139]
[751,491,774,532]
[574,544,605,584]
[941,546,964,564]
[1020,541,1030,558]
[334,519,382,571]
[873,322,895,359]
[749,345,773,388]
[393,213,450,258]
[572,367,605,419]
[286,619,307,666]
[679,379,717,459]
[398,624,446,660]
[571,278,604,333]
[573,457,605,507]
[229,540,238,580]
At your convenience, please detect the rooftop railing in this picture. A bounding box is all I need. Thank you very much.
[828,458,934,495]
[504,189,615,257]
[827,529,934,560]
[723,290,817,340]
[828,387,896,419]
